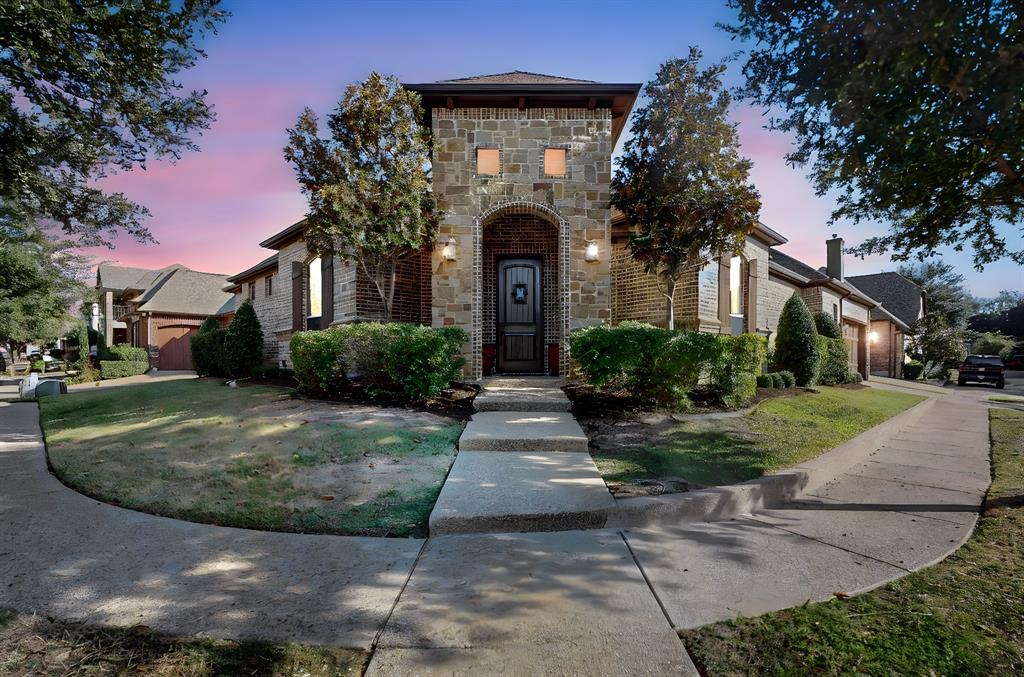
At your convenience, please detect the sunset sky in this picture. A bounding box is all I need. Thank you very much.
[83,0,1022,296]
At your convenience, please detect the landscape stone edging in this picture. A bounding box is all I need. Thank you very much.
[606,390,939,529]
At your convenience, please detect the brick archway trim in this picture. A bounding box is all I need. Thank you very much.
[473,199,570,378]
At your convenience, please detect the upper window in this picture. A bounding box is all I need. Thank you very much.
[476,148,500,176]
[307,258,322,330]
[832,302,839,322]
[248,281,255,301]
[544,147,567,177]
[265,275,273,297]
[729,256,744,335]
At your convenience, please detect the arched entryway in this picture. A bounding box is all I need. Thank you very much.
[475,200,569,377]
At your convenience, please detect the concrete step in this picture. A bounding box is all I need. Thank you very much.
[473,382,571,412]
[459,411,588,453]
[429,451,615,534]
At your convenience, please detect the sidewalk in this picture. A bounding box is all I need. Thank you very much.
[0,382,992,675]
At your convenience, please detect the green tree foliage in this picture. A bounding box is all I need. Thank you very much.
[812,311,842,339]
[972,332,1015,359]
[70,322,90,371]
[726,1,1024,266]
[969,301,1024,340]
[898,260,976,328]
[190,316,227,376]
[223,301,263,377]
[0,228,89,346]
[1,0,226,247]
[975,290,1024,316]
[908,315,968,373]
[774,294,820,386]
[285,73,439,320]
[611,50,761,329]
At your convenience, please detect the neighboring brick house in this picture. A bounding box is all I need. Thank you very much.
[846,272,926,378]
[95,263,235,370]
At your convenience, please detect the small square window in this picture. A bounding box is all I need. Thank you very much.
[477,148,500,176]
[544,147,566,177]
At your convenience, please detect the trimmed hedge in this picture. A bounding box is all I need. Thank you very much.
[569,322,766,408]
[756,374,772,388]
[904,360,925,380]
[778,370,796,387]
[290,322,468,401]
[770,372,785,389]
[105,343,148,363]
[100,360,148,379]
[775,295,820,386]
[817,335,850,386]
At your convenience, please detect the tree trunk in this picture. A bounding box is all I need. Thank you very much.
[664,276,676,331]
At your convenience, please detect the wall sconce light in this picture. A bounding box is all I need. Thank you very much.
[441,236,457,261]
[584,240,599,262]
[868,331,879,344]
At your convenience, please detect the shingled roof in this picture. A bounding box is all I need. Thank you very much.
[769,249,829,281]
[846,272,925,328]
[438,71,597,85]
[97,263,233,317]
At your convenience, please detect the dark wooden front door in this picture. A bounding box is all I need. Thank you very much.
[497,258,544,373]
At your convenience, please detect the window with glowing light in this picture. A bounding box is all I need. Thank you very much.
[307,257,322,330]
[729,256,744,334]
[544,147,566,176]
[477,148,500,176]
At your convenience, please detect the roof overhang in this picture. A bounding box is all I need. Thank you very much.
[259,219,306,250]
[403,81,642,146]
[226,254,280,284]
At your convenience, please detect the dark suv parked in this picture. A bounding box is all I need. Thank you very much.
[957,355,1005,389]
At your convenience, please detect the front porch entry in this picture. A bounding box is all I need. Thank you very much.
[479,202,566,377]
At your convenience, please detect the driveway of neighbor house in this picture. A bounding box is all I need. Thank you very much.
[0,381,992,675]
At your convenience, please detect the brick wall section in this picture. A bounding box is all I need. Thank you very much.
[869,318,904,377]
[430,107,613,377]
[764,276,800,341]
[355,248,431,324]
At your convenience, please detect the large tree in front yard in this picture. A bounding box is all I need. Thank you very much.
[284,73,439,321]
[725,0,1024,267]
[611,49,761,330]
[1,0,227,247]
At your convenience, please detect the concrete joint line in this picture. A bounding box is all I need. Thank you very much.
[832,471,985,499]
[368,538,430,659]
[740,515,915,574]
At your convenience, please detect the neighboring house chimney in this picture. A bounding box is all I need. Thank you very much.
[826,234,844,281]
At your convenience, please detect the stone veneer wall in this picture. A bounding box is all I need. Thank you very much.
[429,107,613,377]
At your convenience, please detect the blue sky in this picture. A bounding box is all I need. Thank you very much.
[88,0,1022,296]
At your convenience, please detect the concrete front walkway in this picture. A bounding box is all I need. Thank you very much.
[0,382,992,675]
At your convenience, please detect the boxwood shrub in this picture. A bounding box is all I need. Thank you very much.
[569,322,766,408]
[770,372,785,389]
[290,322,468,401]
[105,343,149,363]
[191,317,227,377]
[904,360,925,380]
[100,360,148,379]
[756,374,773,388]
[777,370,796,388]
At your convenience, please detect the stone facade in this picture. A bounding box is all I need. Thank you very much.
[430,108,614,377]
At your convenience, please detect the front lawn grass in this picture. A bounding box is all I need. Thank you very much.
[40,380,461,537]
[680,407,1024,675]
[0,609,366,676]
[593,386,925,488]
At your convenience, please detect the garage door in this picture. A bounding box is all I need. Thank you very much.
[157,325,198,370]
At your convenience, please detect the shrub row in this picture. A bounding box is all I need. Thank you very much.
[756,370,796,389]
[100,360,148,379]
[190,302,265,378]
[290,322,468,401]
[104,343,149,363]
[815,335,850,386]
[568,322,767,408]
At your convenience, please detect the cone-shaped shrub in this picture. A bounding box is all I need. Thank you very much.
[774,294,820,386]
[191,315,227,376]
[223,301,263,377]
[813,311,842,339]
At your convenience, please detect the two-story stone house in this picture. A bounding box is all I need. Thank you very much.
[227,71,886,379]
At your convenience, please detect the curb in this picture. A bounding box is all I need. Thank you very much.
[608,393,938,529]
